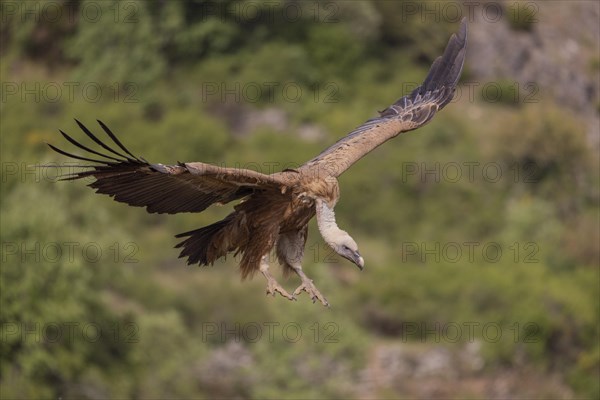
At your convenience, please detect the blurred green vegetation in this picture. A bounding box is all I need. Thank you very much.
[505,1,538,32]
[1,0,598,398]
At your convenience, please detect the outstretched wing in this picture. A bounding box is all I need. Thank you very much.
[301,18,467,178]
[48,120,286,214]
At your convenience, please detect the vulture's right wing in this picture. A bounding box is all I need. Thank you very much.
[301,18,467,178]
[48,120,286,214]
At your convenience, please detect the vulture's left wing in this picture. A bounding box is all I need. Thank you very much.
[301,18,467,178]
[47,120,286,214]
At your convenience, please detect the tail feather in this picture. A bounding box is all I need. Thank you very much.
[174,198,286,278]
[175,214,243,266]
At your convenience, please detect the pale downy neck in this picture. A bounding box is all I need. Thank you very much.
[315,199,345,246]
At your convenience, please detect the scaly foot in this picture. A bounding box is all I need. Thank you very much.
[260,255,295,301]
[293,278,329,307]
[265,277,295,301]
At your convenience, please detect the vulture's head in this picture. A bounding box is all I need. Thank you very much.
[332,232,364,270]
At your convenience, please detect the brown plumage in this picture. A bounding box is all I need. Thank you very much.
[47,19,467,306]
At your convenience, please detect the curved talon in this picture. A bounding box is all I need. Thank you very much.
[260,255,295,301]
[293,279,330,307]
[266,281,295,301]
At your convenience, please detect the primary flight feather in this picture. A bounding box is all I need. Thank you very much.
[48,19,467,306]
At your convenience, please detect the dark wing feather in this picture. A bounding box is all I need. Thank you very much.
[301,18,467,177]
[48,120,287,214]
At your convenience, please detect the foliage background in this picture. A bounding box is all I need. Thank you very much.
[1,0,598,398]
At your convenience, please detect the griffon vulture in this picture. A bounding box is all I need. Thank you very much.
[48,19,467,306]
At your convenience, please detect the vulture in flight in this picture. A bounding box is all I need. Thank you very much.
[48,19,467,306]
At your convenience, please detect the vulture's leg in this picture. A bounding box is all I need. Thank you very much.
[276,229,329,307]
[259,254,295,301]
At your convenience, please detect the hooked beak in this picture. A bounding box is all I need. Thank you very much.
[352,251,364,270]
[338,246,364,270]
